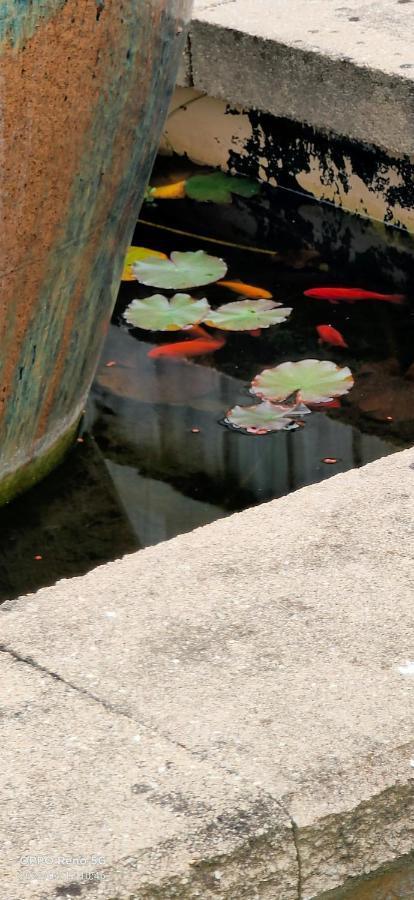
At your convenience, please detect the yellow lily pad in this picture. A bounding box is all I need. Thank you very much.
[122,247,167,282]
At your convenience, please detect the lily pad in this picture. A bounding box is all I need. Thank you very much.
[224,399,311,435]
[205,299,292,331]
[251,359,354,404]
[132,250,227,290]
[121,246,167,281]
[186,171,260,204]
[123,293,211,332]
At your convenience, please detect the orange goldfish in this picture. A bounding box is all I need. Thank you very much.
[148,336,225,359]
[150,180,186,200]
[218,280,272,299]
[316,324,348,348]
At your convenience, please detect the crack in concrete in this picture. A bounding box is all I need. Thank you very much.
[290,816,303,900]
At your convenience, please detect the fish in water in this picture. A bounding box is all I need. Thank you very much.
[316,324,348,348]
[218,280,272,300]
[150,180,187,200]
[182,324,211,338]
[304,287,406,305]
[148,336,225,359]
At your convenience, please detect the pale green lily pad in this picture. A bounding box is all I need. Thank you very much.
[205,299,292,331]
[185,171,260,204]
[224,399,311,434]
[132,250,227,290]
[123,293,211,332]
[251,359,354,404]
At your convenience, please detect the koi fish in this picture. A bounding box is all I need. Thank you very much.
[304,287,406,305]
[249,328,262,337]
[148,336,225,359]
[316,324,348,348]
[150,180,187,200]
[218,280,272,300]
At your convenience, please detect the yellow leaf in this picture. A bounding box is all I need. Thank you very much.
[151,180,187,200]
[122,246,167,281]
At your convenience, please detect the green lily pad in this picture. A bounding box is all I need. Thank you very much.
[132,250,227,290]
[251,359,354,404]
[224,399,311,435]
[123,293,211,332]
[185,171,260,204]
[205,299,292,331]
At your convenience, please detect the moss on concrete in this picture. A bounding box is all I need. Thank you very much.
[0,417,81,508]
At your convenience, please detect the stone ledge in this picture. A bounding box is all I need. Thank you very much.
[2,447,414,897]
[179,0,414,157]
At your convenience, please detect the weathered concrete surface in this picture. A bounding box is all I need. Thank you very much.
[0,654,297,899]
[180,0,414,156]
[2,447,414,897]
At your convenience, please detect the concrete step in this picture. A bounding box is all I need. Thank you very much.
[179,0,414,156]
[2,447,414,898]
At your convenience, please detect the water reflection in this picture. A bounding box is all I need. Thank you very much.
[87,326,395,548]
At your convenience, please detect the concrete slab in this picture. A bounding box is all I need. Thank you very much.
[181,0,414,156]
[2,447,414,896]
[0,653,298,899]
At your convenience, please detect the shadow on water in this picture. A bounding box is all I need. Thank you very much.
[2,164,414,602]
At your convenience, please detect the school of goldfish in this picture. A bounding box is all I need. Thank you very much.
[142,276,406,360]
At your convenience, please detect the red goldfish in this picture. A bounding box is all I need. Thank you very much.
[148,336,225,359]
[304,287,405,305]
[218,280,272,300]
[316,324,348,348]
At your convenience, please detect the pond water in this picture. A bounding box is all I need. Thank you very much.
[1,161,414,602]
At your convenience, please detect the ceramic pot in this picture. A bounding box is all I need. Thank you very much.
[0,0,191,504]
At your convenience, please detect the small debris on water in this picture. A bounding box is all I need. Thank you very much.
[191,427,200,433]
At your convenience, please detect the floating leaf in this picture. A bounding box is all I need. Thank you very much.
[252,359,354,404]
[132,250,227,290]
[224,400,311,435]
[205,299,291,331]
[122,246,167,281]
[123,293,211,331]
[186,171,260,204]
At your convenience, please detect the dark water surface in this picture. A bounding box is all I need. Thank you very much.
[2,168,414,601]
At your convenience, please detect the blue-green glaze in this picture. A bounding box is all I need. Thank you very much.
[0,0,67,48]
[0,0,192,503]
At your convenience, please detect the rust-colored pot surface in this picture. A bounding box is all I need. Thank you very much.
[0,0,191,504]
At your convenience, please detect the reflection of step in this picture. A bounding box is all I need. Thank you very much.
[106,461,226,547]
